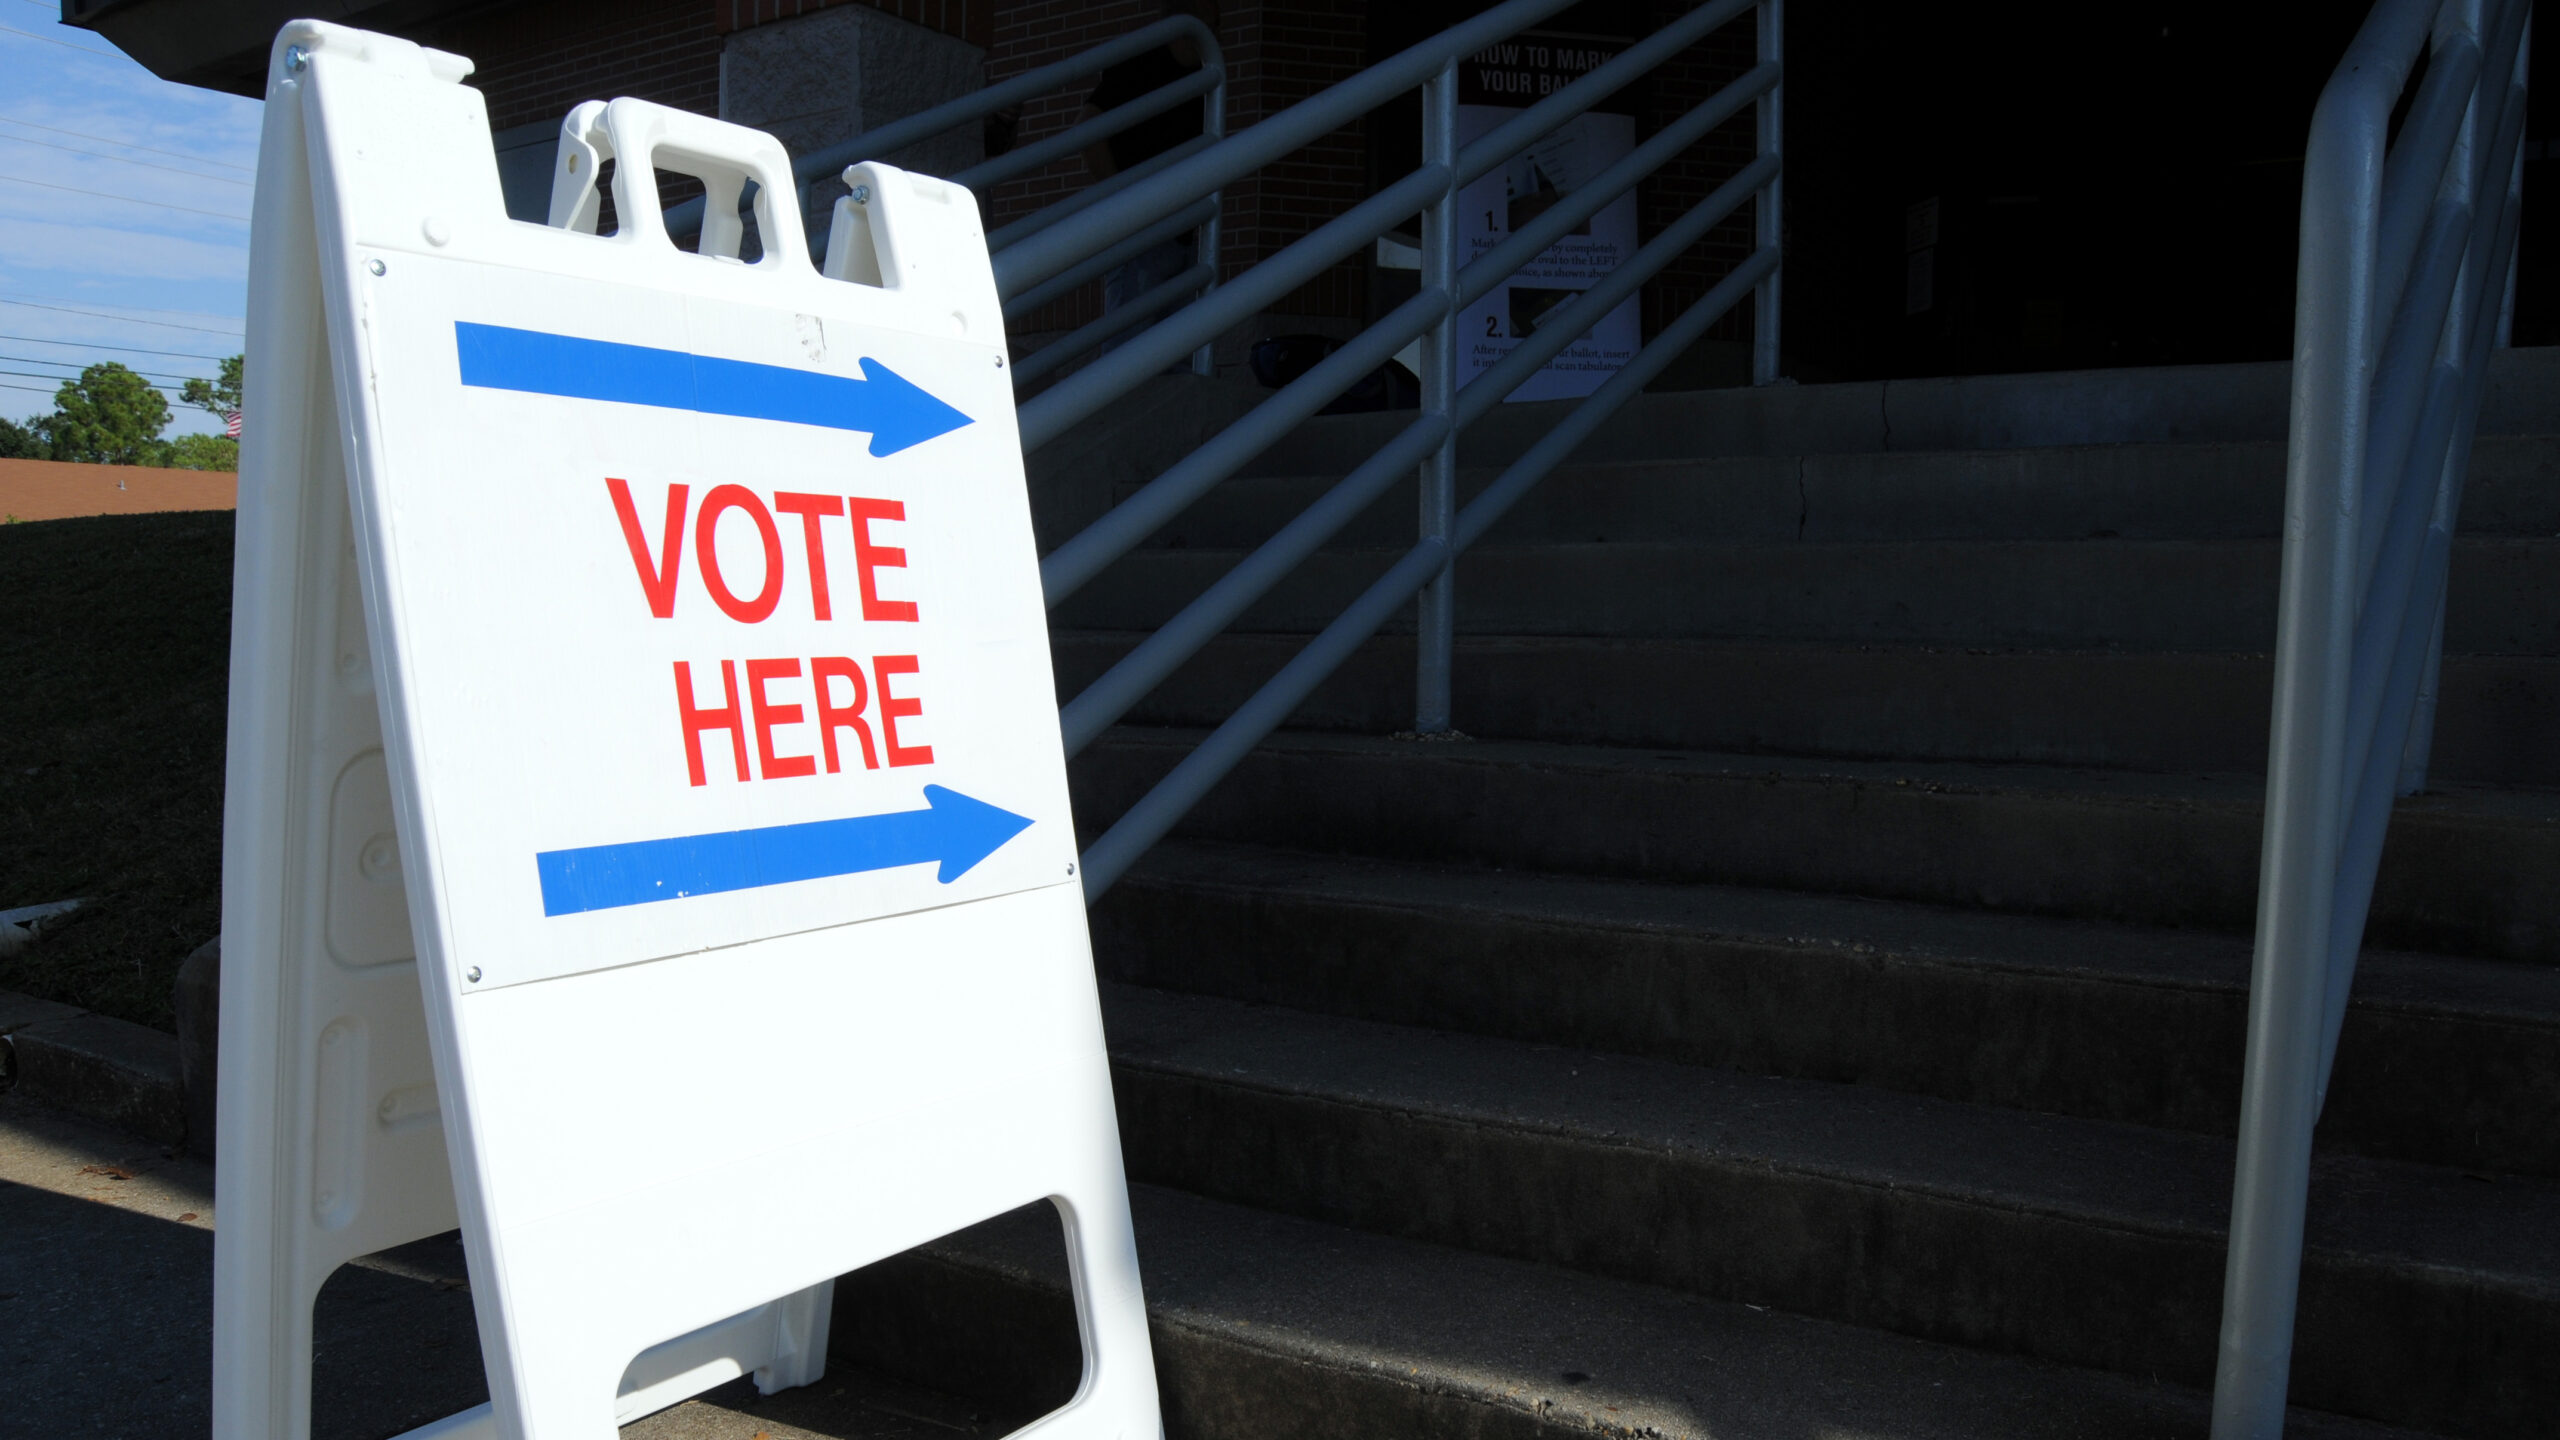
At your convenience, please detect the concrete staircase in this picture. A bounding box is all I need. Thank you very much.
[837,351,2560,1438]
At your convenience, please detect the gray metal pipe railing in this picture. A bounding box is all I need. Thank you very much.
[1056,145,1780,757]
[992,0,1582,297]
[664,13,1221,242]
[987,134,1211,252]
[1002,197,1219,321]
[1016,161,1455,446]
[1032,56,1777,603]
[1012,262,1215,386]
[1079,243,1779,898]
[953,66,1220,194]
[2211,0,2527,1434]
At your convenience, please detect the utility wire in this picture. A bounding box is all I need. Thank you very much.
[0,297,242,336]
[0,366,189,388]
[0,354,207,382]
[0,22,121,58]
[0,131,252,185]
[0,171,248,222]
[0,331,231,361]
[0,114,255,173]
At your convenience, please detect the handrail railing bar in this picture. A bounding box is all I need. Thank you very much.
[951,67,1222,193]
[1457,156,1776,428]
[1055,159,1775,752]
[2361,57,2531,585]
[1018,162,1455,448]
[664,14,1219,239]
[1457,249,1777,557]
[1450,0,1755,188]
[2212,0,2514,1431]
[2209,1,2436,1430]
[1001,196,1218,318]
[1012,263,1214,386]
[1057,412,1452,755]
[987,135,1212,252]
[2315,366,2464,1093]
[992,0,1579,296]
[1041,283,1455,604]
[2402,90,2523,792]
[2372,32,2485,327]
[2357,195,2476,584]
[1078,243,1777,899]
[1035,72,1771,587]
[1416,58,1461,734]
[1458,67,1777,309]
[1753,0,1784,385]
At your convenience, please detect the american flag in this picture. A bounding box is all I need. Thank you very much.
[224,410,242,439]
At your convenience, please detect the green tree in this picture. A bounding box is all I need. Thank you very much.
[164,433,239,470]
[179,354,243,419]
[0,415,43,460]
[37,362,170,465]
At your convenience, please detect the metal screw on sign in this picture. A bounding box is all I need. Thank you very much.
[368,259,387,276]
[284,45,309,74]
[849,185,872,205]
[464,967,482,983]
[1066,863,1075,876]
[995,356,1005,369]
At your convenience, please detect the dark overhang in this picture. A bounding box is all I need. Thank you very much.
[61,0,511,97]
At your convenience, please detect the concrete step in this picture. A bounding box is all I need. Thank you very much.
[1068,730,2560,963]
[1052,633,2560,787]
[1228,346,2560,476]
[1091,840,2560,1177]
[1052,538,2560,654]
[1096,985,2560,1438]
[833,1184,2424,1440]
[1128,432,2560,551]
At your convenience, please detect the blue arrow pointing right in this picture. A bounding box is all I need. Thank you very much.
[455,322,974,457]
[534,785,1034,916]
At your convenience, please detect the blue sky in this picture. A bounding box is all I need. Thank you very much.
[0,6,259,438]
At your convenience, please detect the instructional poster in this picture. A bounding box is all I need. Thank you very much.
[1458,35,1638,403]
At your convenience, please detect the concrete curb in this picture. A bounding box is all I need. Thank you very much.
[0,986,188,1147]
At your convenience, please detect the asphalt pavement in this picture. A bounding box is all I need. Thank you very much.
[0,1092,1025,1439]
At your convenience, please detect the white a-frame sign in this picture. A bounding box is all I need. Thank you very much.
[214,21,1159,1439]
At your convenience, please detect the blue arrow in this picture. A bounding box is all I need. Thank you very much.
[454,322,973,457]
[533,785,1034,917]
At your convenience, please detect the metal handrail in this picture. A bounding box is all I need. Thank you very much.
[1004,0,1783,896]
[2212,0,2529,1434]
[610,0,1783,903]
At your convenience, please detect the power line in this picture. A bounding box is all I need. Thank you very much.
[0,366,188,389]
[0,22,121,58]
[0,114,255,173]
[0,131,252,186]
[0,171,248,222]
[0,354,207,382]
[0,331,231,361]
[0,297,242,336]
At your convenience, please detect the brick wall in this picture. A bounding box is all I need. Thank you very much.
[423,0,722,134]
[413,0,1759,351]
[717,0,995,48]
[1636,0,1762,349]
[987,0,1373,336]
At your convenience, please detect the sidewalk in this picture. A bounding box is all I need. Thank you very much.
[0,1093,1019,1438]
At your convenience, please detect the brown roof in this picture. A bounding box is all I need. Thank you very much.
[0,458,236,523]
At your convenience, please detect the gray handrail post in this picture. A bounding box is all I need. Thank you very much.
[1416,60,1461,735]
[2207,2,2459,1435]
[1752,0,1784,385]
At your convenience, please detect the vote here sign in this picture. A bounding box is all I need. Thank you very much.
[351,253,1070,992]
